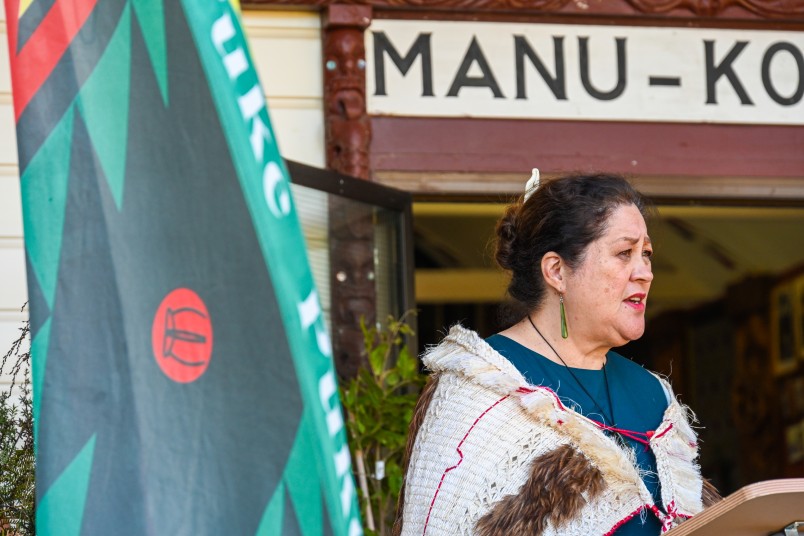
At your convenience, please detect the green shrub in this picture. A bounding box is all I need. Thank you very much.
[0,312,35,535]
[340,313,425,536]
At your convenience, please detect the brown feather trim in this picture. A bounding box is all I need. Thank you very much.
[392,373,441,536]
[475,444,606,536]
[701,478,723,508]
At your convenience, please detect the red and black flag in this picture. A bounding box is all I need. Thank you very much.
[4,0,361,534]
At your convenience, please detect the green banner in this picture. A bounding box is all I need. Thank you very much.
[4,0,361,533]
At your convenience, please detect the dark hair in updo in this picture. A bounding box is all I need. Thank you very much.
[495,173,648,315]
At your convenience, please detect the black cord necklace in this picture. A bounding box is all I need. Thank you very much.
[527,315,616,426]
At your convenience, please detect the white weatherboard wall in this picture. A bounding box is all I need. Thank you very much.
[0,1,27,399]
[244,10,326,169]
[0,8,327,389]
[243,10,331,314]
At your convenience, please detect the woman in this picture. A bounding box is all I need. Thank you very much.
[395,172,720,535]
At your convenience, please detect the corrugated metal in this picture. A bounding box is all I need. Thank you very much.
[291,183,331,314]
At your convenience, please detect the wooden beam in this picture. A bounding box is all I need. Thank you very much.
[415,269,508,303]
[244,0,804,21]
[371,117,804,199]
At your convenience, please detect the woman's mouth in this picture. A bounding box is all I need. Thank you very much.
[624,293,647,311]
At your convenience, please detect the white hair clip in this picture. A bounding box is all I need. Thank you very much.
[524,168,540,201]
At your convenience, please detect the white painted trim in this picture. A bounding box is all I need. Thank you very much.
[244,26,320,40]
[0,237,24,249]
[242,10,321,31]
[266,96,322,109]
[0,309,27,321]
[377,171,804,199]
[0,163,18,176]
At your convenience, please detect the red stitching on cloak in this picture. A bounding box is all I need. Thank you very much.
[652,423,674,440]
[603,505,647,536]
[651,504,674,532]
[422,395,509,536]
[665,500,693,522]
[519,386,659,446]
[517,385,569,412]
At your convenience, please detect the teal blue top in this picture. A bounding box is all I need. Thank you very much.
[486,334,669,535]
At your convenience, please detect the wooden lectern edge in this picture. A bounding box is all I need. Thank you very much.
[728,478,804,502]
[665,478,804,536]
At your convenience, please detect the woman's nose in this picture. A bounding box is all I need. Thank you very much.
[634,258,654,282]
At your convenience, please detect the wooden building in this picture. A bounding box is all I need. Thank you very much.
[2,0,803,494]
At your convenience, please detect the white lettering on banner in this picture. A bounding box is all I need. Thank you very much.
[366,20,804,125]
[250,117,271,162]
[209,8,361,533]
[296,289,333,357]
[300,287,357,521]
[320,369,354,516]
[263,162,292,219]
[340,473,356,517]
[319,371,345,436]
[210,11,235,55]
[297,289,320,330]
[238,85,265,122]
[222,48,248,80]
[334,444,351,477]
[210,9,290,219]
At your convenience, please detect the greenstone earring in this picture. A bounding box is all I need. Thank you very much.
[560,294,568,339]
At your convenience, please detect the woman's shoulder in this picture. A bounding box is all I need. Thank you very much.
[606,351,661,380]
[485,333,563,388]
[606,351,672,406]
[485,333,525,357]
[423,325,528,388]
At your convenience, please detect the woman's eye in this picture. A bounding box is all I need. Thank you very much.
[619,250,632,258]
[643,249,653,258]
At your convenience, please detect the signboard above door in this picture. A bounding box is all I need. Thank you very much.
[366,20,804,125]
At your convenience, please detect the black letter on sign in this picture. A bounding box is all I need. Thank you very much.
[578,36,626,101]
[447,36,504,98]
[515,35,566,100]
[373,31,434,97]
[762,42,804,106]
[704,40,753,105]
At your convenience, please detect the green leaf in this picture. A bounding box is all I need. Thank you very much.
[399,323,414,336]
[385,459,403,491]
[340,381,358,411]
[386,371,400,388]
[368,345,387,377]
[402,407,414,423]
[396,346,416,380]
[360,316,376,352]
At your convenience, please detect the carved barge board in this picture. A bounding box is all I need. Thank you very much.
[245,0,804,21]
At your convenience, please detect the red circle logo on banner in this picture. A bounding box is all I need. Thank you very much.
[151,288,213,383]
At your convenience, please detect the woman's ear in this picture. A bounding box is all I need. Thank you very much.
[541,252,564,293]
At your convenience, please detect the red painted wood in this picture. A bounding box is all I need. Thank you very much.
[246,0,804,21]
[370,116,804,178]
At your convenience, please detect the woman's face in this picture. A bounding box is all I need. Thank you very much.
[563,203,654,349]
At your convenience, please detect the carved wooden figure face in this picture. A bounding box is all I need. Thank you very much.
[333,238,376,325]
[323,26,371,177]
[324,28,366,97]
